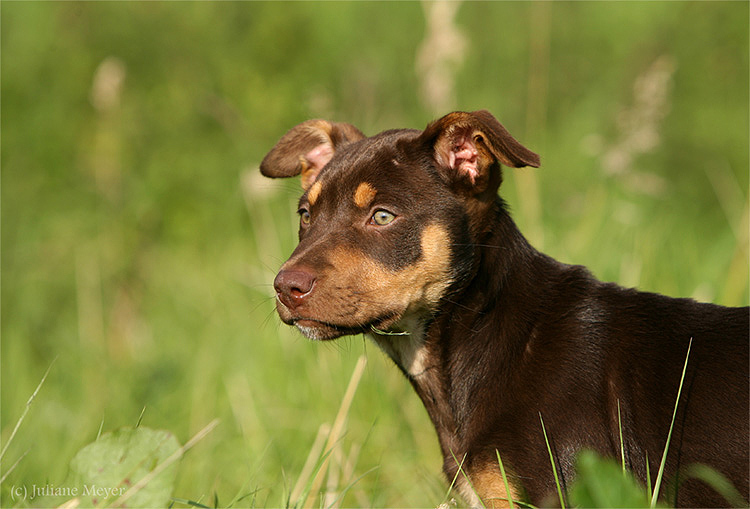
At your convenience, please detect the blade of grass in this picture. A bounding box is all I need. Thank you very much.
[324,466,378,509]
[442,450,465,504]
[336,441,362,507]
[0,359,55,478]
[290,423,331,504]
[290,448,334,509]
[618,399,626,474]
[0,450,29,485]
[227,487,264,509]
[448,450,485,509]
[684,464,748,508]
[96,418,106,441]
[539,413,565,509]
[496,449,516,509]
[303,355,367,509]
[650,338,692,508]
[170,497,212,508]
[136,406,147,428]
[323,435,341,508]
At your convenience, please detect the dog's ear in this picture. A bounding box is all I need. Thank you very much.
[420,110,540,193]
[260,120,365,189]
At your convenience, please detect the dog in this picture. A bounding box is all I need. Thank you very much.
[260,110,749,507]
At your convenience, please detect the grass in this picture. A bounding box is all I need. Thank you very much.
[0,361,54,485]
[1,2,748,507]
[650,339,692,508]
[496,450,515,509]
[540,414,566,508]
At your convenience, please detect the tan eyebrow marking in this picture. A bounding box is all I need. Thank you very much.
[354,182,377,208]
[308,181,322,205]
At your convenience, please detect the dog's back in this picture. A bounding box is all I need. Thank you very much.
[499,269,749,506]
[603,289,748,506]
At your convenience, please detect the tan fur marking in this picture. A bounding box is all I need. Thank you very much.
[298,157,312,190]
[301,169,315,190]
[353,182,377,208]
[308,181,322,205]
[324,223,452,324]
[458,463,521,509]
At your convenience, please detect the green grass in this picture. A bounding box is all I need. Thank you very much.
[1,2,747,507]
[540,414,566,509]
[650,339,692,508]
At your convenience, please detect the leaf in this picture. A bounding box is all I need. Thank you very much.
[569,450,654,508]
[68,426,181,508]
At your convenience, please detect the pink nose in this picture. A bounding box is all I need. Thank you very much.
[273,269,316,310]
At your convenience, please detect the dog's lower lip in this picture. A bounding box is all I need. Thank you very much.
[293,317,360,333]
[286,312,402,340]
[295,318,325,328]
[293,315,397,333]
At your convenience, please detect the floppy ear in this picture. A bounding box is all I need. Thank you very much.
[260,119,365,189]
[420,110,540,193]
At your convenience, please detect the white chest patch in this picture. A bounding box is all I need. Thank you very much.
[368,315,430,377]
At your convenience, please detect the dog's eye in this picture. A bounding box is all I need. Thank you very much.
[371,209,396,226]
[299,209,311,226]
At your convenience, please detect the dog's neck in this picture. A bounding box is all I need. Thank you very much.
[370,200,558,463]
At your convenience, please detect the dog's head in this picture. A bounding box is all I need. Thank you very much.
[260,110,539,340]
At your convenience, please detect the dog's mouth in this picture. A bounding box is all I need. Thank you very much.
[290,313,401,341]
[291,318,362,341]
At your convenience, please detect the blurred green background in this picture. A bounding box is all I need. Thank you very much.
[2,2,747,507]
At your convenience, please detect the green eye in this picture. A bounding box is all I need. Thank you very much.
[371,209,396,226]
[299,209,311,226]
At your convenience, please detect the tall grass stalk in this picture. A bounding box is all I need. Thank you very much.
[323,465,378,509]
[302,355,367,508]
[289,423,331,504]
[495,450,516,509]
[290,448,334,509]
[0,451,28,487]
[96,418,106,441]
[539,413,565,509]
[337,441,364,506]
[650,338,692,507]
[617,399,626,474]
[442,451,465,505]
[136,406,147,428]
[0,360,54,483]
[448,450,485,509]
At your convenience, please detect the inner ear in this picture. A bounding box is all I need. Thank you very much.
[299,142,335,189]
[442,130,483,184]
[433,126,500,192]
[422,110,540,193]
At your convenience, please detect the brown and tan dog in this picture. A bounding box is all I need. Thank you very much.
[260,110,749,507]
